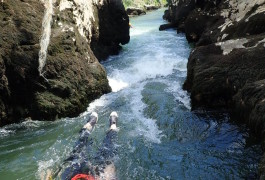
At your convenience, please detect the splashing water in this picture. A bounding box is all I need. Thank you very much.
[0,9,262,180]
[38,0,53,76]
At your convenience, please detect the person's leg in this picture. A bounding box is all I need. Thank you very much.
[60,112,98,180]
[70,112,98,157]
[95,112,119,179]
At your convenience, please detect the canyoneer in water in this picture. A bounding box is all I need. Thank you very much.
[44,112,119,180]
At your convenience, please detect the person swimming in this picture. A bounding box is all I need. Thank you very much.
[45,112,119,180]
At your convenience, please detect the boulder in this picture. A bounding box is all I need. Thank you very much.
[167,0,265,129]
[126,7,146,16]
[184,35,265,109]
[260,155,265,179]
[164,0,196,26]
[233,79,265,135]
[144,5,160,11]
[91,0,130,60]
[165,0,265,176]
[163,9,170,20]
[0,0,129,125]
[184,9,221,43]
[159,23,175,31]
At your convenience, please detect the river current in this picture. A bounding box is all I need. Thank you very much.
[0,9,262,180]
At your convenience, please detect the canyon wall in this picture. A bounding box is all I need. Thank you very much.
[0,0,129,126]
[164,0,265,177]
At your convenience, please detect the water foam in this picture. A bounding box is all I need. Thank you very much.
[130,28,154,36]
[107,22,189,93]
[108,53,182,92]
[81,82,163,144]
[108,78,129,92]
[84,95,111,115]
[121,84,163,144]
[165,80,191,110]
[0,120,45,136]
[0,129,13,137]
[102,17,190,143]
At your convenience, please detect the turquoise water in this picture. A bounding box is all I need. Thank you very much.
[0,9,262,179]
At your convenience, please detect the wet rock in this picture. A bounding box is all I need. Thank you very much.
[233,79,265,136]
[159,23,175,31]
[165,0,265,176]
[91,0,130,60]
[184,9,221,43]
[144,5,160,11]
[184,35,265,109]
[233,80,265,178]
[0,0,129,125]
[162,9,170,20]
[126,7,146,16]
[125,4,160,17]
[0,0,43,125]
[163,0,196,26]
[260,155,265,179]
[167,0,265,131]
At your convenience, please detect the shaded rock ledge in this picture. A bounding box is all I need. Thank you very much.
[126,7,146,16]
[125,4,160,16]
[0,0,129,126]
[164,0,265,177]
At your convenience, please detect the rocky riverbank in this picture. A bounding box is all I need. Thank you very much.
[0,0,129,126]
[125,5,160,16]
[126,7,146,16]
[122,0,163,16]
[163,0,265,177]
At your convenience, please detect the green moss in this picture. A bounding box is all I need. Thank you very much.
[36,92,66,109]
[48,43,64,56]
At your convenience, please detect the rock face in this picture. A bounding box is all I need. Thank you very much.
[0,0,129,126]
[144,4,160,11]
[159,23,174,31]
[91,0,130,60]
[164,0,265,177]
[122,0,164,9]
[125,5,160,16]
[123,0,163,16]
[126,7,146,16]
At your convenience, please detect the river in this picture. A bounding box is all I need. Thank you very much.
[0,9,262,180]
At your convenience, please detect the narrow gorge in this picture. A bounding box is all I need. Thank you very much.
[0,0,265,179]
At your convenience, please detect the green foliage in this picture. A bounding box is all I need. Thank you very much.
[123,0,133,8]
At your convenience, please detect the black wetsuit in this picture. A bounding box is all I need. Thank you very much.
[61,128,93,180]
[94,129,118,172]
[61,128,118,180]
